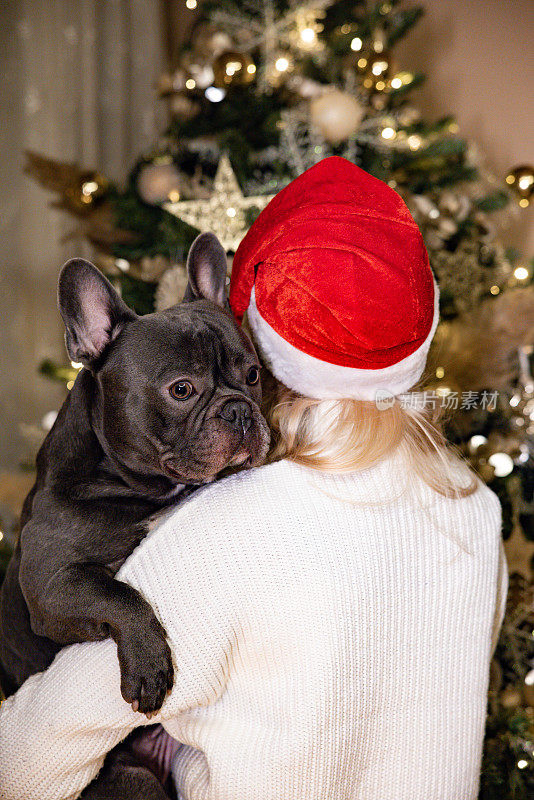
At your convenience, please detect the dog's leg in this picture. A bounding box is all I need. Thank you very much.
[0,551,61,692]
[80,747,173,800]
[19,556,173,714]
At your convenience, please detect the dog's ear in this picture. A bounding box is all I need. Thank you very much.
[58,259,136,369]
[184,232,227,307]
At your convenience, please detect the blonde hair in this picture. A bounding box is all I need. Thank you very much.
[264,379,477,499]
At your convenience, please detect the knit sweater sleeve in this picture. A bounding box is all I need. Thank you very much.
[0,497,240,800]
[490,539,508,657]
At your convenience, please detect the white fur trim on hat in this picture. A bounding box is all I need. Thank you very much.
[247,283,440,401]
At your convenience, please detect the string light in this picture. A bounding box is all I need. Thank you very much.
[185,78,196,90]
[292,9,324,52]
[371,59,389,77]
[519,175,533,191]
[185,0,197,9]
[275,56,290,72]
[408,135,423,151]
[225,61,240,77]
[517,759,528,770]
[436,367,445,379]
[505,165,534,207]
[490,285,500,295]
[300,27,316,45]
[514,266,529,281]
[517,446,530,463]
[0,531,3,542]
[205,86,225,102]
[390,72,413,89]
[381,127,396,140]
[350,37,363,51]
[81,181,99,198]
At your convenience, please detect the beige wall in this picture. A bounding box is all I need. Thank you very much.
[0,0,164,471]
[395,0,534,254]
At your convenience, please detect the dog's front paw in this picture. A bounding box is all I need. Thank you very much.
[117,618,174,715]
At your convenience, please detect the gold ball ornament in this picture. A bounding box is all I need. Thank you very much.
[309,91,363,145]
[500,685,522,709]
[212,51,256,88]
[506,165,534,207]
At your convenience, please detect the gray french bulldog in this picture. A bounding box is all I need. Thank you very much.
[0,231,269,724]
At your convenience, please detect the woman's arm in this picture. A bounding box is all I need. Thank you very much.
[0,639,142,800]
[0,502,238,800]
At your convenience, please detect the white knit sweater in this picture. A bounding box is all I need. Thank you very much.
[0,456,506,800]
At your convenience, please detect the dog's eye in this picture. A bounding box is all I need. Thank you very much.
[246,366,260,386]
[169,381,194,400]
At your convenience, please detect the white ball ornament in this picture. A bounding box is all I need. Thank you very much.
[156,265,189,310]
[41,411,58,432]
[309,91,363,145]
[137,161,182,205]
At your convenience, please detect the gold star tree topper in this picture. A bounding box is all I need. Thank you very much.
[164,154,275,252]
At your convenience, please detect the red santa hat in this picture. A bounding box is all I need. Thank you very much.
[229,156,439,401]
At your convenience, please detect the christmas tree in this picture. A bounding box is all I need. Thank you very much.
[12,1,534,795]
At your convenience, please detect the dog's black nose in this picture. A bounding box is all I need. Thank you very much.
[219,400,252,435]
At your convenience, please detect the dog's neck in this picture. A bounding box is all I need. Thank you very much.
[40,370,187,508]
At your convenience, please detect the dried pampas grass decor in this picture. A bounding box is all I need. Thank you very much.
[430,287,534,393]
